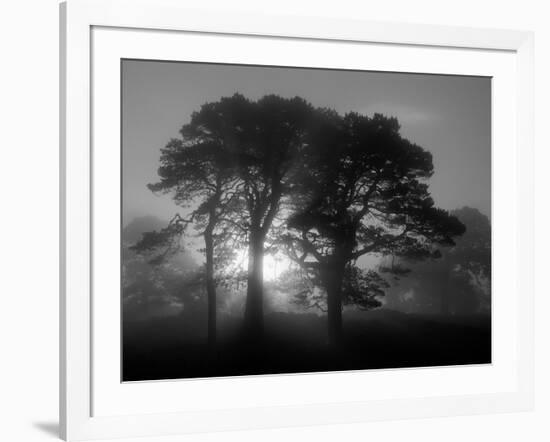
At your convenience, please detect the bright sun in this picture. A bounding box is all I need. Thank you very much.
[262,253,292,281]
[232,250,293,282]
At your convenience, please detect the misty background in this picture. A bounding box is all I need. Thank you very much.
[122,61,491,225]
[121,60,491,380]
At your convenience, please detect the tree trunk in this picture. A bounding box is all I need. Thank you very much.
[325,260,345,346]
[244,228,265,338]
[204,228,216,349]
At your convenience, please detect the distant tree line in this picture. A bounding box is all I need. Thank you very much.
[382,206,491,315]
[131,93,465,348]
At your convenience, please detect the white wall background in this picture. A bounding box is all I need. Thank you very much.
[0,0,547,441]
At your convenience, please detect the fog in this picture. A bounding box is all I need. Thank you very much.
[121,60,491,381]
[122,60,491,225]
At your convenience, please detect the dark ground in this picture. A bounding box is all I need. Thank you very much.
[122,309,491,381]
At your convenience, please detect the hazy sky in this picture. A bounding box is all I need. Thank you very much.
[122,60,491,226]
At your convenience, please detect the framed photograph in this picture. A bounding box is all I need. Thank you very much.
[60,0,534,440]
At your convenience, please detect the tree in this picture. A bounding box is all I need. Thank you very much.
[448,207,491,311]
[284,111,465,345]
[181,94,316,337]
[285,265,388,314]
[134,107,242,348]
[384,206,490,314]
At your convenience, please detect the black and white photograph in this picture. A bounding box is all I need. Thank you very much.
[121,60,492,382]
[2,0,546,440]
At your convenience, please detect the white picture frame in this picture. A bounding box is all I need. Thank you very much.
[60,0,534,440]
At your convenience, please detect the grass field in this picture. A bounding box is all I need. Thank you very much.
[122,309,491,381]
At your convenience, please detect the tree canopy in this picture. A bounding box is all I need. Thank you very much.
[283,111,465,343]
[131,94,466,346]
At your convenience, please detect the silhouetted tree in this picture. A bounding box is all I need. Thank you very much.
[133,111,242,348]
[284,112,465,345]
[182,94,315,337]
[448,207,491,313]
[123,258,204,321]
[284,265,388,313]
[122,216,202,320]
[385,206,490,314]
